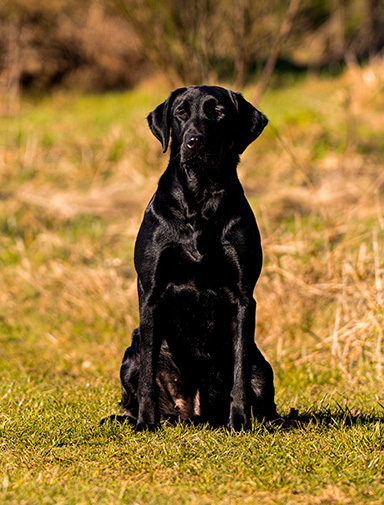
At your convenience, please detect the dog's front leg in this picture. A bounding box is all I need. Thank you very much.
[135,303,161,432]
[227,298,256,432]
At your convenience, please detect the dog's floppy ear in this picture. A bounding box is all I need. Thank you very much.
[230,91,268,154]
[147,87,187,153]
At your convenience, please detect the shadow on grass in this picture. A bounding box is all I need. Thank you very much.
[280,403,384,429]
[101,402,384,434]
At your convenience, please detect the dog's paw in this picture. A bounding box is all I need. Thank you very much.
[263,408,301,430]
[227,410,252,433]
[135,422,160,433]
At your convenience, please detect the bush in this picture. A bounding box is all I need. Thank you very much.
[0,0,149,93]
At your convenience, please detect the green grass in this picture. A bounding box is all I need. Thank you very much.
[2,374,384,505]
[1,63,384,504]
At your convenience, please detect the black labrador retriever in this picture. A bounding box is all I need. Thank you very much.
[116,85,278,432]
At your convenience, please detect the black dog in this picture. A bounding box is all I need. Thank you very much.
[117,85,278,432]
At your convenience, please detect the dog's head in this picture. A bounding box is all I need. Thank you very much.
[147,86,268,172]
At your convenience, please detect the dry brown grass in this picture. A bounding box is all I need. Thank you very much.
[250,59,384,385]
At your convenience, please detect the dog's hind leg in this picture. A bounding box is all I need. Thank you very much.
[100,328,140,427]
[119,327,140,422]
[250,343,279,422]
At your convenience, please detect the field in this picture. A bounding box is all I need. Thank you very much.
[1,61,384,504]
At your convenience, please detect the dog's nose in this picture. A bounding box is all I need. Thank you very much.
[186,135,205,151]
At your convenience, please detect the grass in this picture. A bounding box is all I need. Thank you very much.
[1,60,384,504]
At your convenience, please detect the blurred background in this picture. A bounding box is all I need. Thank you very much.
[1,0,384,104]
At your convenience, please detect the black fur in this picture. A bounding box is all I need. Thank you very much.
[118,85,278,432]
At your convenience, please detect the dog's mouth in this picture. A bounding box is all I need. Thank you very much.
[180,149,219,173]
[180,136,221,171]
[181,147,208,162]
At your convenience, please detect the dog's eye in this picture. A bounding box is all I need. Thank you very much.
[177,109,189,119]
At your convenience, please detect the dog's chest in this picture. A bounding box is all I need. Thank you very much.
[165,222,232,284]
[181,223,210,261]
